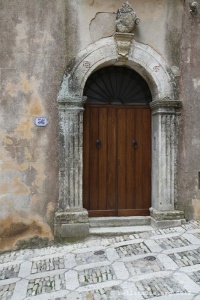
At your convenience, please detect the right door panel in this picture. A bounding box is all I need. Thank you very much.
[117,107,151,216]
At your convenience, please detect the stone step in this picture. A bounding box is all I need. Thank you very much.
[89,216,151,228]
[89,225,154,236]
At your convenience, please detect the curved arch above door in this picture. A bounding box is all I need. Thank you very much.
[57,37,177,103]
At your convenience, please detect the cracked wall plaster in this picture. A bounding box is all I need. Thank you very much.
[90,12,116,42]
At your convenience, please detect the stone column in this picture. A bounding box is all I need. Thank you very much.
[54,96,89,239]
[150,100,185,227]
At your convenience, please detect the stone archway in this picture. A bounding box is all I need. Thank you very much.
[54,37,185,238]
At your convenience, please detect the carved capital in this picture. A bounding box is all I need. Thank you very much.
[114,32,134,61]
[58,96,87,110]
[150,99,182,115]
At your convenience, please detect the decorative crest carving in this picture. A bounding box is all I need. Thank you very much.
[114,33,134,61]
[116,1,140,33]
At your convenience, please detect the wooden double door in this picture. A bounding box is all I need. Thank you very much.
[83,105,151,217]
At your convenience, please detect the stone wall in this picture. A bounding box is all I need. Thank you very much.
[178,0,200,220]
[0,0,67,251]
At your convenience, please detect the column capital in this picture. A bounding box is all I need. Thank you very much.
[150,99,182,115]
[58,96,87,107]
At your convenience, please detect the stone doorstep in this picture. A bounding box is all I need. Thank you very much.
[54,211,186,238]
[89,225,154,236]
[89,216,153,237]
[89,216,151,228]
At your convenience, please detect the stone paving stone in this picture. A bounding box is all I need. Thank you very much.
[151,227,185,236]
[125,256,165,276]
[193,232,200,240]
[188,271,200,285]
[31,256,65,274]
[153,236,191,250]
[0,264,20,280]
[81,285,124,300]
[75,251,107,265]
[115,242,151,258]
[182,221,200,230]
[173,272,200,294]
[134,276,188,299]
[78,265,116,286]
[26,273,65,296]
[0,283,15,300]
[168,248,200,267]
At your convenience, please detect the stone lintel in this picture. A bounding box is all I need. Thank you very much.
[54,209,89,238]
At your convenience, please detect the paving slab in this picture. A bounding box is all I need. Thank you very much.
[0,221,200,299]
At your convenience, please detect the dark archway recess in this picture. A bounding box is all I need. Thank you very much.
[83,66,152,105]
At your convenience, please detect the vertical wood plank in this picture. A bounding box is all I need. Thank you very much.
[135,108,143,209]
[126,108,135,209]
[117,108,127,211]
[83,107,90,210]
[107,108,117,211]
[89,107,99,210]
[98,108,108,210]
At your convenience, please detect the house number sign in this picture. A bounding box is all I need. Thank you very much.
[35,117,48,127]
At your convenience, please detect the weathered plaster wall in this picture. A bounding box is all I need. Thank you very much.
[0,0,78,251]
[178,0,200,220]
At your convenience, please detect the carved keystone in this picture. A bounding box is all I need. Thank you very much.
[114,32,134,61]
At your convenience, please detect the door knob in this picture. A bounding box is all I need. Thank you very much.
[132,140,138,148]
[96,139,101,149]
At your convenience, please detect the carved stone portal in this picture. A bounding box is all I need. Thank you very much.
[55,37,185,239]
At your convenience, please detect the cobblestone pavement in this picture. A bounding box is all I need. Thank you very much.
[1,221,200,299]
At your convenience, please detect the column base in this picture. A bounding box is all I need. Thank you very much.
[150,208,186,228]
[54,208,89,239]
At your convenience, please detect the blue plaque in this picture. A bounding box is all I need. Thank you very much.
[35,117,48,127]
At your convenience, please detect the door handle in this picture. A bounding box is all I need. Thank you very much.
[96,139,101,149]
[132,140,138,149]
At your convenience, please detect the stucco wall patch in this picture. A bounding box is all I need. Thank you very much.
[90,13,116,42]
[193,78,200,89]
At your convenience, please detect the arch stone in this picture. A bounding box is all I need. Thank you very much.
[54,37,185,239]
[58,37,177,102]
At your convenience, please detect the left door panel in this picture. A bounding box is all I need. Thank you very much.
[83,106,117,216]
